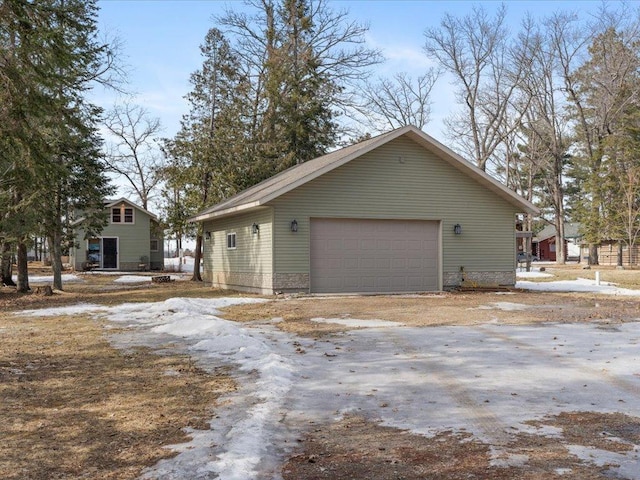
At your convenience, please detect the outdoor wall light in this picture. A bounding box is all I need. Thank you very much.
[205,231,212,240]
[453,224,462,235]
[290,219,298,232]
[252,223,260,235]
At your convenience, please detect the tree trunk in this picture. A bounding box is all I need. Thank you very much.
[49,233,63,290]
[588,243,599,266]
[191,234,203,282]
[555,227,566,265]
[618,242,624,267]
[556,236,565,264]
[524,213,533,273]
[1,241,16,286]
[16,241,30,293]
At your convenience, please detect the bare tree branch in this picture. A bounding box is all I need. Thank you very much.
[103,102,164,209]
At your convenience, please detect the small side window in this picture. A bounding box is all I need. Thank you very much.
[227,233,237,249]
[150,239,159,252]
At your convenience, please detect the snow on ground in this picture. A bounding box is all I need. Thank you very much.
[113,275,153,283]
[112,275,183,284]
[12,274,82,284]
[310,317,404,327]
[164,256,196,273]
[517,277,640,296]
[17,291,640,480]
[516,269,554,278]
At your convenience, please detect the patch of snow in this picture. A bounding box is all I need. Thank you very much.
[82,271,125,276]
[477,302,529,311]
[12,274,82,284]
[110,274,185,284]
[566,444,640,478]
[518,424,563,438]
[517,278,640,296]
[113,275,152,283]
[490,452,529,468]
[310,317,404,327]
[555,467,573,475]
[516,270,554,278]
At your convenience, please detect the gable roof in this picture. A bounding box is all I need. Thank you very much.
[535,222,582,242]
[71,197,158,226]
[190,125,539,222]
[105,198,159,221]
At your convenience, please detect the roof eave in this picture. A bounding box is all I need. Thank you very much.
[188,202,264,223]
[190,125,540,221]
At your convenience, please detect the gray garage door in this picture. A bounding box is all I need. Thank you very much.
[310,218,439,293]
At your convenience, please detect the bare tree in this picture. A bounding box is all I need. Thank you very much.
[357,70,440,132]
[424,4,532,171]
[515,17,576,264]
[104,102,164,210]
[218,0,382,142]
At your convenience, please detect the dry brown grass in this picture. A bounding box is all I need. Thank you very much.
[282,413,634,480]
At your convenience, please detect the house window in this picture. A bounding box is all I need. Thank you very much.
[87,238,101,265]
[227,233,237,249]
[150,239,159,252]
[124,208,134,223]
[111,205,134,224]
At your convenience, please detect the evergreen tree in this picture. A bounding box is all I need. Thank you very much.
[261,0,338,169]
[219,0,380,180]
[163,28,248,281]
[0,0,116,291]
[568,26,640,264]
[600,102,640,265]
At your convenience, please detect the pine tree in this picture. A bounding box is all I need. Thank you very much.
[163,28,248,281]
[0,0,116,291]
[569,27,640,264]
[219,0,380,179]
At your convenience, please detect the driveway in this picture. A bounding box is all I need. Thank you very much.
[62,296,640,480]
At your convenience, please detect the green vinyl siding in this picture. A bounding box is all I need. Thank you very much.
[70,205,159,271]
[269,136,519,277]
[202,208,273,287]
[106,214,151,268]
[149,241,164,270]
